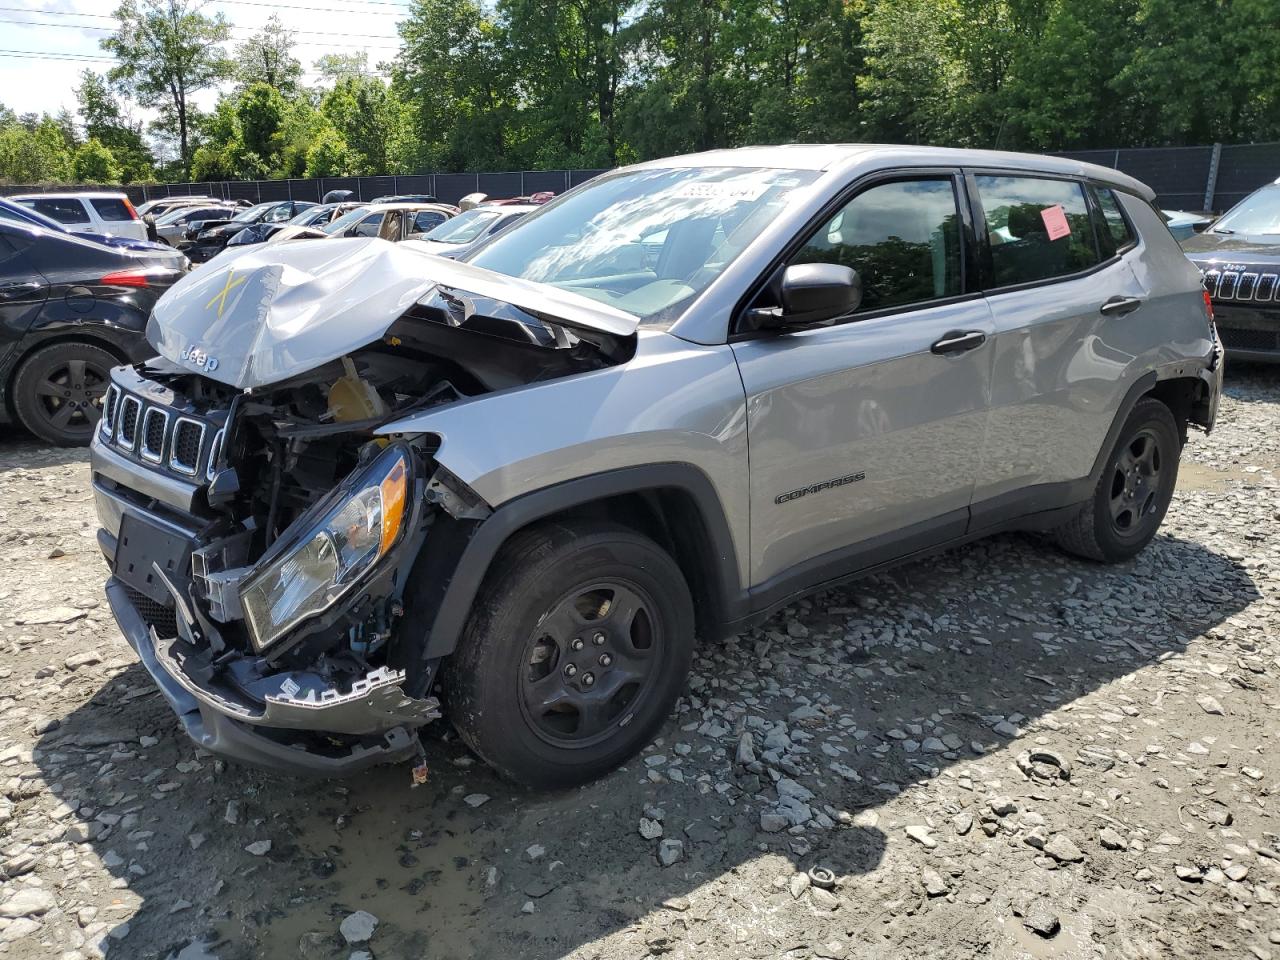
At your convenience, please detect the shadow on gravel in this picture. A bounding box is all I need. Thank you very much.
[35,529,1259,960]
[0,426,89,474]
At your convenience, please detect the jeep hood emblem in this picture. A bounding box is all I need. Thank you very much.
[146,238,640,390]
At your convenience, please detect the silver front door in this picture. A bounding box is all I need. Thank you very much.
[730,174,994,589]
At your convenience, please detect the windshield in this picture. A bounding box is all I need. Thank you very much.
[1212,185,1280,235]
[323,206,372,235]
[289,205,331,226]
[466,166,820,321]
[233,202,274,223]
[422,208,502,244]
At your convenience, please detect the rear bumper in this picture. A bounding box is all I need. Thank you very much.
[105,576,422,777]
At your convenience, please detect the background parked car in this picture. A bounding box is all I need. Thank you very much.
[1163,209,1215,240]
[0,198,179,258]
[10,192,147,242]
[287,202,456,244]
[1182,178,1280,362]
[0,219,186,444]
[152,204,239,246]
[224,201,364,250]
[176,200,315,262]
[409,203,535,259]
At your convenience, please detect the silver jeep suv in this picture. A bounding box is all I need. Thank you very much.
[90,145,1222,787]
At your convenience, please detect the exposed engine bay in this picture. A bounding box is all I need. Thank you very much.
[91,242,636,772]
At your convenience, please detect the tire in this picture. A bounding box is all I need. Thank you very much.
[442,520,695,789]
[1053,397,1181,562]
[12,341,119,446]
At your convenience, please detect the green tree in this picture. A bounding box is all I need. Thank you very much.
[75,70,155,182]
[102,0,233,177]
[234,13,303,91]
[393,0,514,171]
[236,82,286,159]
[320,76,401,175]
[304,129,354,177]
[0,119,74,183]
[72,138,124,183]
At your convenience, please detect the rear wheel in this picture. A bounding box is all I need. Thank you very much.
[1053,397,1181,562]
[442,521,695,789]
[12,341,118,446]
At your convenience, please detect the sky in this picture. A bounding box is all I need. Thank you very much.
[0,0,414,119]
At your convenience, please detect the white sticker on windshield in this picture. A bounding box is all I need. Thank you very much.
[671,181,769,202]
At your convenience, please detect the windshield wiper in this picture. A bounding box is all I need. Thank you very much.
[1212,227,1235,235]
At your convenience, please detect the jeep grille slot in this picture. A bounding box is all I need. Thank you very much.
[117,396,141,449]
[169,418,205,475]
[101,385,119,437]
[140,408,168,463]
[206,428,224,481]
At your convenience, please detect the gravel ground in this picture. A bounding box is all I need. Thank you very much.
[0,368,1277,960]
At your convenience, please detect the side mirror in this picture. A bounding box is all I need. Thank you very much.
[749,263,862,330]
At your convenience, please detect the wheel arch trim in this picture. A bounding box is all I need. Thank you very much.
[420,462,744,661]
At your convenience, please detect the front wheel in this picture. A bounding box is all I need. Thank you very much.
[443,521,695,789]
[1053,397,1181,562]
[11,341,118,446]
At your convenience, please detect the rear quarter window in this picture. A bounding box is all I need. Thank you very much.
[90,198,134,222]
[1092,187,1137,257]
[23,198,88,224]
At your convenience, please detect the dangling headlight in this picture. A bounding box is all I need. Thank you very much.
[240,446,409,651]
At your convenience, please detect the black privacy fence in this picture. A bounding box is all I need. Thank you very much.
[0,169,608,207]
[1055,142,1280,212]
[3,143,1280,213]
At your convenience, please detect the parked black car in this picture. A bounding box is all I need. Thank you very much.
[0,219,186,444]
[1183,180,1280,362]
[177,200,315,263]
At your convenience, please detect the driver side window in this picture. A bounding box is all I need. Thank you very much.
[792,178,963,314]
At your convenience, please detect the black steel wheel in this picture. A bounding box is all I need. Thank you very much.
[443,521,695,789]
[1107,428,1164,539]
[1053,397,1181,562]
[519,579,665,748]
[12,341,118,446]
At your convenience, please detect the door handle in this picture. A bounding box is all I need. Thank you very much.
[0,281,42,300]
[1100,296,1143,316]
[930,329,987,355]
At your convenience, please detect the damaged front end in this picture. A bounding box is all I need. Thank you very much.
[91,238,635,775]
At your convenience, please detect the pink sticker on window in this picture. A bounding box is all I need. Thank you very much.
[1041,204,1071,241]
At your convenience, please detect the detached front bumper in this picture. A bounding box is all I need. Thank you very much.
[105,576,425,777]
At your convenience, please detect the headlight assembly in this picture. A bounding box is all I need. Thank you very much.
[240,446,409,651]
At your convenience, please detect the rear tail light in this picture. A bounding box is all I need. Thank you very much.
[100,269,150,288]
[123,197,139,220]
[1202,288,1214,321]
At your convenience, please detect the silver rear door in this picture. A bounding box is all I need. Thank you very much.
[968,172,1150,513]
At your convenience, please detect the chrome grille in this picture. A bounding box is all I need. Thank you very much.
[1202,266,1280,303]
[140,407,169,463]
[169,418,205,475]
[117,396,141,449]
[101,385,120,437]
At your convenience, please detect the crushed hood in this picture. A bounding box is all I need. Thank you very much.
[146,237,640,390]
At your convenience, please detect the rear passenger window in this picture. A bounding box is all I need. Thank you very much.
[976,176,1100,287]
[791,178,963,313]
[23,198,87,224]
[90,198,133,222]
[1093,188,1136,257]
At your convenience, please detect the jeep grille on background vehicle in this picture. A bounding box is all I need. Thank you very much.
[100,387,212,479]
[1201,269,1279,302]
